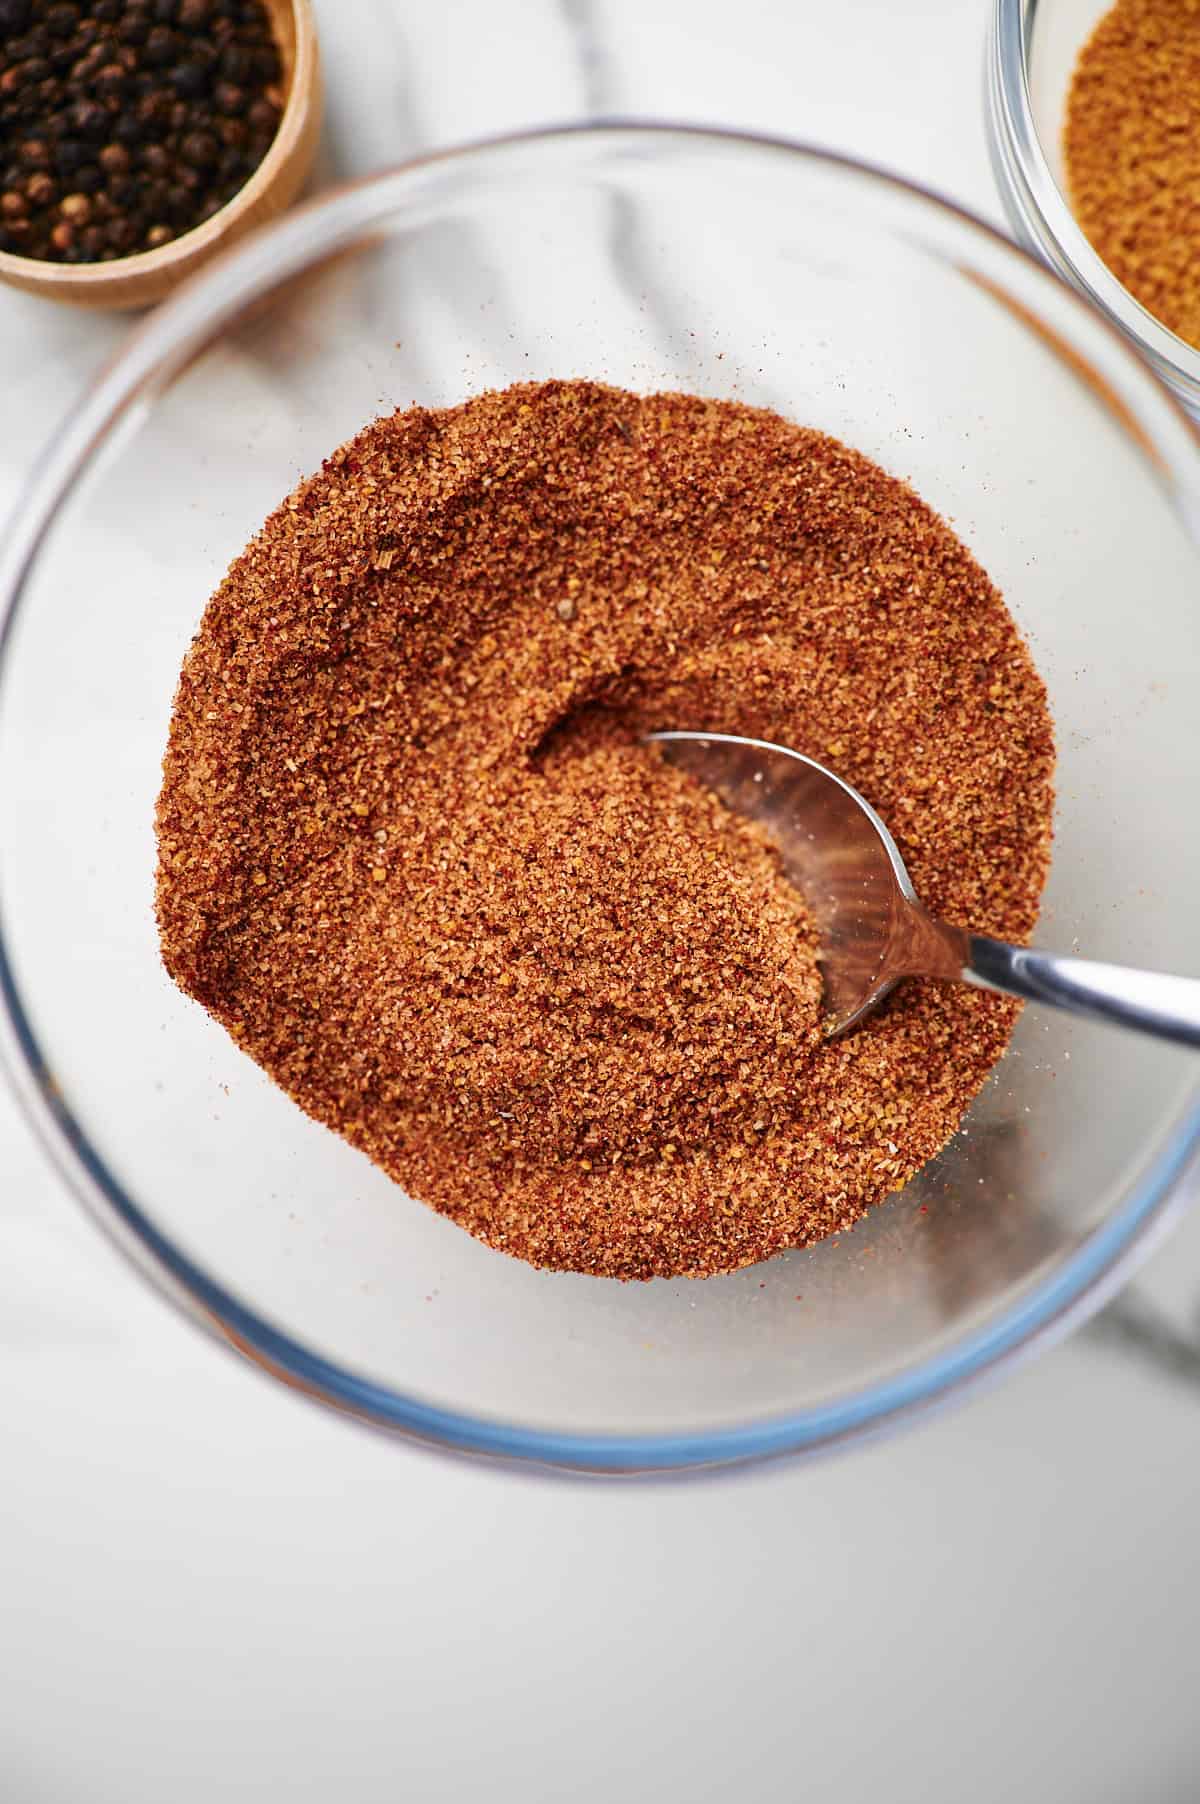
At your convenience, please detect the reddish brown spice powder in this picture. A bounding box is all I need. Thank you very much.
[156,381,1055,1280]
[1064,0,1200,350]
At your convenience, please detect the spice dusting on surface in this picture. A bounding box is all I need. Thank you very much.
[156,381,1055,1280]
[1064,0,1200,350]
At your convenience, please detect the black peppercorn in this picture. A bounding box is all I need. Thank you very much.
[45,5,81,38]
[218,43,252,84]
[252,43,279,84]
[212,79,243,114]
[246,95,276,132]
[179,127,215,166]
[93,63,127,100]
[68,98,106,136]
[136,87,172,124]
[169,59,208,98]
[142,26,174,66]
[3,0,287,264]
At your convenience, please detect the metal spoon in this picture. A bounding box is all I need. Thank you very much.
[648,731,1200,1048]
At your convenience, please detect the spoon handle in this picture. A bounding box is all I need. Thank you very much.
[961,936,1200,1050]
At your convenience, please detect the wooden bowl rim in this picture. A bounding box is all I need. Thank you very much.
[0,0,317,294]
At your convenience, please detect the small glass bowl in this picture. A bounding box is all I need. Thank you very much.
[2,125,1200,1476]
[987,0,1200,419]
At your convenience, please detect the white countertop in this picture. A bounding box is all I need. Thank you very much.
[4,4,1200,1799]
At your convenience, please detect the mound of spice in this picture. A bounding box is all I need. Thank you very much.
[1064,0,1200,350]
[157,381,1055,1281]
[0,0,283,264]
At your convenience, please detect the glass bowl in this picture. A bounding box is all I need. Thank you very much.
[2,125,1199,1476]
[987,0,1200,420]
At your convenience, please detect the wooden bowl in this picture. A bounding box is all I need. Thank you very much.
[0,0,322,311]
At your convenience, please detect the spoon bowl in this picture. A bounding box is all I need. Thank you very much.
[649,731,1200,1049]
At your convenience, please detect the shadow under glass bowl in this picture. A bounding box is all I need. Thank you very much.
[987,0,1200,420]
[2,124,1200,1476]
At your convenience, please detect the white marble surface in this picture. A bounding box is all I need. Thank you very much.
[3,3,1200,1800]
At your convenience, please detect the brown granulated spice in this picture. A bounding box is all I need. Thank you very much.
[1064,0,1200,350]
[156,380,1055,1280]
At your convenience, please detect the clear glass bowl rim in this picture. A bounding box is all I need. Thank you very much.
[2,120,1199,1477]
[987,0,1200,413]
